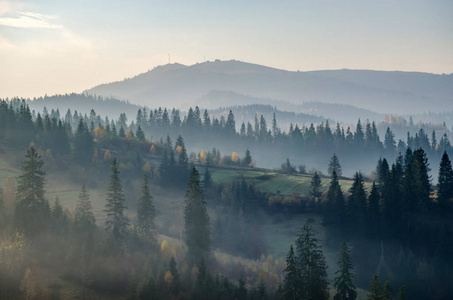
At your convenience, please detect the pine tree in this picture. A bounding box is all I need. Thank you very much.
[397,286,407,300]
[203,168,212,190]
[333,242,357,300]
[177,144,189,184]
[367,182,381,238]
[282,245,301,300]
[104,158,129,242]
[15,146,49,236]
[347,172,367,234]
[168,257,181,295]
[243,149,252,167]
[136,125,145,141]
[384,127,396,152]
[367,274,383,300]
[74,182,96,235]
[295,222,329,300]
[324,170,345,227]
[437,151,453,213]
[74,119,94,164]
[328,153,342,177]
[310,172,322,199]
[184,167,211,264]
[137,173,156,243]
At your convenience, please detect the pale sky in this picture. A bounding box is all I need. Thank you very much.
[1,0,452,99]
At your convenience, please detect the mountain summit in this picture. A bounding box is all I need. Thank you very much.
[85,60,453,114]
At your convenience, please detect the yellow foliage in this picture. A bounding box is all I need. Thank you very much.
[104,150,111,161]
[175,145,182,153]
[126,130,133,138]
[231,151,239,162]
[164,270,174,285]
[143,161,152,172]
[93,126,107,140]
[150,144,156,154]
[199,150,206,163]
[160,240,175,261]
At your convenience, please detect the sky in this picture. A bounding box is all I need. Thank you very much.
[1,0,452,99]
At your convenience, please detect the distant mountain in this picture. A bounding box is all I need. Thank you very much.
[198,90,383,124]
[85,60,453,115]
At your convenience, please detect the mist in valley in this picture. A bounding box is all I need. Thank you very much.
[1,1,453,300]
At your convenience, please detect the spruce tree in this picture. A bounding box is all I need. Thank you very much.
[243,149,252,167]
[168,257,181,295]
[328,153,342,177]
[324,170,345,227]
[15,146,49,236]
[282,245,301,300]
[184,167,211,264]
[310,172,322,199]
[74,182,96,235]
[136,125,145,141]
[367,182,381,238]
[203,168,212,190]
[437,151,453,213]
[104,158,129,242]
[137,173,156,243]
[333,242,357,300]
[295,222,329,300]
[347,172,367,234]
[367,274,383,300]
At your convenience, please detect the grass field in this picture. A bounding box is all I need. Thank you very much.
[209,167,370,197]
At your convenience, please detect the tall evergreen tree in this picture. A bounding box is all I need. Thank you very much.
[367,274,383,300]
[324,170,345,227]
[328,153,342,177]
[137,173,156,243]
[310,172,322,199]
[15,146,49,236]
[347,172,367,234]
[136,125,145,141]
[367,182,381,238]
[243,149,252,167]
[282,245,301,300]
[333,242,357,300]
[184,167,211,264]
[437,151,453,213]
[295,222,329,300]
[74,182,96,235]
[104,158,129,242]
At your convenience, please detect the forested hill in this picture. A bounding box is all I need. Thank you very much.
[200,90,384,124]
[85,60,453,115]
[24,94,143,121]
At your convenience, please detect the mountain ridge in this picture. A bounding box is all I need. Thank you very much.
[84,60,453,115]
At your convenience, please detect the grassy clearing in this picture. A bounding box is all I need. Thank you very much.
[210,168,371,197]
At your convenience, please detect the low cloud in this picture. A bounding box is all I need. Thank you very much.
[0,11,62,29]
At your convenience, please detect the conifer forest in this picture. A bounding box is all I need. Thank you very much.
[1,1,453,299]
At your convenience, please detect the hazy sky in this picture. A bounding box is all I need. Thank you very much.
[1,0,452,99]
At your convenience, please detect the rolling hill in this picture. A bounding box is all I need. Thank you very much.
[85,60,453,115]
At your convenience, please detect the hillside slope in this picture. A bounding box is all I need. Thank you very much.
[85,60,453,115]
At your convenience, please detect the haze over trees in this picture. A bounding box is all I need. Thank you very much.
[0,60,452,299]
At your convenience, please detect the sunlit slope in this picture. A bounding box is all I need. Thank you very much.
[210,168,367,196]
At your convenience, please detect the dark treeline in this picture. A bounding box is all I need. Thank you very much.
[2,98,452,176]
[319,149,453,299]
